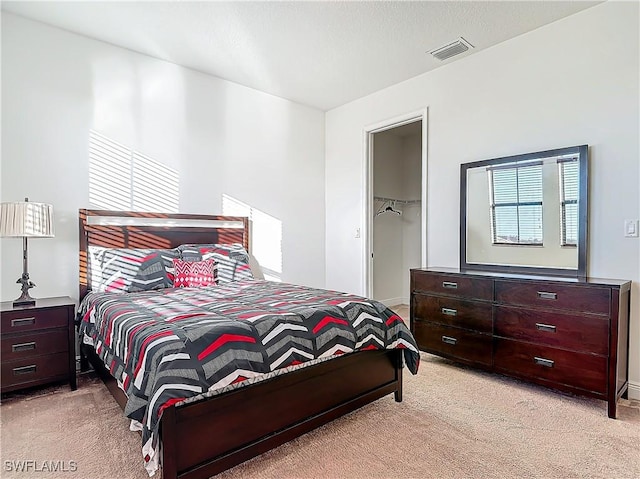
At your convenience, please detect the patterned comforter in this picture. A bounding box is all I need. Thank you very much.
[78,280,420,476]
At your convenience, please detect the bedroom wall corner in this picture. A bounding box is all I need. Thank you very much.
[324,1,640,394]
[1,12,327,302]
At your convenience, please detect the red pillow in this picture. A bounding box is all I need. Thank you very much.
[173,259,217,288]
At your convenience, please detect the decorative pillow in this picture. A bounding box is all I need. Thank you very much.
[88,247,180,293]
[177,243,254,284]
[173,258,217,288]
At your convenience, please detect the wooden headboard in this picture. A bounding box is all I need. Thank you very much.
[78,209,249,300]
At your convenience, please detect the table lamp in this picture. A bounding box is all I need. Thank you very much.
[0,198,55,306]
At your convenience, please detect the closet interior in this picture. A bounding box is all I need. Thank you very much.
[372,121,422,311]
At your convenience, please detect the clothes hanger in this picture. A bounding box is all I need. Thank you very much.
[375,200,402,217]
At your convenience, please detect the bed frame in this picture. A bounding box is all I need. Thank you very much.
[78,209,404,479]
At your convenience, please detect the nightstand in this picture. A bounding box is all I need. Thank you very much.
[1,296,76,394]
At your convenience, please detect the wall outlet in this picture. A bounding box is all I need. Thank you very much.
[624,219,639,237]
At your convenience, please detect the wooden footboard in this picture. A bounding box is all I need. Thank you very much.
[164,349,403,479]
[83,345,403,479]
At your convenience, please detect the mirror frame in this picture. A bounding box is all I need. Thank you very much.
[460,145,588,278]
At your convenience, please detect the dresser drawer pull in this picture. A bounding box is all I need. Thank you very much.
[535,323,557,333]
[13,365,37,375]
[11,317,36,327]
[12,341,36,352]
[534,357,555,368]
[442,281,458,289]
[441,335,458,345]
[536,291,558,300]
[441,308,458,316]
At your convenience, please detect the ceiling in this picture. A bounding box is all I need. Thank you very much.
[2,1,601,111]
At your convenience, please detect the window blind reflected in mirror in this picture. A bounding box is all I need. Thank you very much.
[488,161,543,245]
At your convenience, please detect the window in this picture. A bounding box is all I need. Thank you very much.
[558,157,579,246]
[89,131,179,212]
[489,161,543,245]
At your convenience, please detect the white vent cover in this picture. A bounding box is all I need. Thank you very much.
[429,37,474,61]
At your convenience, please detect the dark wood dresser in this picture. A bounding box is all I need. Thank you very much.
[1,296,76,394]
[410,268,631,418]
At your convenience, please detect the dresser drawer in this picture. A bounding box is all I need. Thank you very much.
[414,322,492,366]
[412,272,493,301]
[494,306,609,355]
[413,294,492,333]
[494,338,607,394]
[1,352,70,391]
[495,281,610,315]
[0,307,70,334]
[1,329,69,362]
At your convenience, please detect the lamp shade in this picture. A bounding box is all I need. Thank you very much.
[0,201,54,238]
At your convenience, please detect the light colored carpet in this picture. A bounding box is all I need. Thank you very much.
[1,373,146,478]
[1,353,638,479]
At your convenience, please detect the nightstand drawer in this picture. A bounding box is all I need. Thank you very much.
[1,306,70,334]
[495,281,610,315]
[1,352,70,391]
[494,338,607,394]
[412,272,493,301]
[494,306,609,355]
[1,329,69,362]
[414,322,492,366]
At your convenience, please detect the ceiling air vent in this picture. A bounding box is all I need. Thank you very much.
[429,37,474,61]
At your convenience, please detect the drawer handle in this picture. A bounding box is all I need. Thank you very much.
[537,291,558,300]
[12,341,36,352]
[13,365,37,375]
[441,335,457,345]
[11,317,35,327]
[441,308,458,316]
[535,323,557,333]
[442,281,458,289]
[534,357,555,368]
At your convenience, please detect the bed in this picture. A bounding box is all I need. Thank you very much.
[78,209,419,479]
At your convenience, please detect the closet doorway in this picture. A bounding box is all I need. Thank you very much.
[365,113,426,322]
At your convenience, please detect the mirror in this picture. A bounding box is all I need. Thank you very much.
[460,145,588,277]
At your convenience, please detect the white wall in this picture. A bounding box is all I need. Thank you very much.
[326,2,640,393]
[1,13,326,303]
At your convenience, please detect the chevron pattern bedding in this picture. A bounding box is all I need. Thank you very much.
[78,280,419,475]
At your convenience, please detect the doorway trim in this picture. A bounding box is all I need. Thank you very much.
[362,108,429,298]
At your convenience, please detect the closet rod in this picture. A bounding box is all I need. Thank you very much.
[374,196,421,205]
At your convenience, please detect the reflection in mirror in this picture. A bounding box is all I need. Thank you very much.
[460,145,588,277]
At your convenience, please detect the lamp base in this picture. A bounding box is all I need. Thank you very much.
[14,273,37,307]
[13,297,36,307]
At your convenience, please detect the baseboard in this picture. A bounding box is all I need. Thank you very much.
[379,297,408,308]
[628,381,640,400]
[379,297,402,307]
